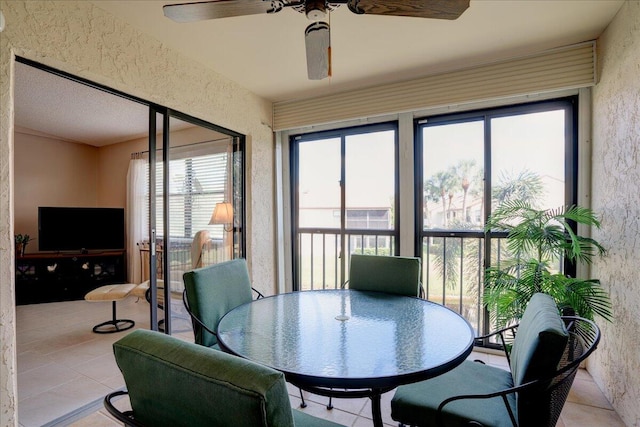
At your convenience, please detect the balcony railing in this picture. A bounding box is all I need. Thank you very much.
[138,238,228,283]
[296,228,396,291]
[421,233,487,335]
[296,228,567,337]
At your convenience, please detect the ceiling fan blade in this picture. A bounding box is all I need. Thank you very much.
[163,0,275,23]
[349,0,470,20]
[305,21,331,80]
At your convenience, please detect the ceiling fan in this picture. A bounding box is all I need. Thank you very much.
[163,0,470,80]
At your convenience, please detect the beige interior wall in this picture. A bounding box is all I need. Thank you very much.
[14,129,100,251]
[13,128,148,254]
[0,1,274,425]
[96,138,146,208]
[590,1,640,426]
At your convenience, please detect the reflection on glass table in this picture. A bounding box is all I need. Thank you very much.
[218,289,475,427]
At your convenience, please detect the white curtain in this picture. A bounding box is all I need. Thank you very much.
[126,157,147,283]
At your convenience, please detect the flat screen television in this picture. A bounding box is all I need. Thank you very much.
[38,207,125,252]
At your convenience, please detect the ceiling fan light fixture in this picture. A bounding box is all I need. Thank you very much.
[305,0,327,20]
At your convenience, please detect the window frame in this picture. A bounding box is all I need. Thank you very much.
[414,96,579,337]
[290,121,400,291]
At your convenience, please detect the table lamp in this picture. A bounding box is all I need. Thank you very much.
[210,202,234,232]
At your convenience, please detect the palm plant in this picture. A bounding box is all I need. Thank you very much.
[484,200,611,328]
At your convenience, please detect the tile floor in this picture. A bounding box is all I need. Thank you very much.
[16,298,626,427]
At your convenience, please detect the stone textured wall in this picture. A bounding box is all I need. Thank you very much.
[590,1,640,426]
[0,1,274,425]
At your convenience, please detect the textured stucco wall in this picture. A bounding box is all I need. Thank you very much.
[0,1,274,425]
[591,1,640,426]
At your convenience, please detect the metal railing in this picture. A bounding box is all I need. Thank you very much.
[294,230,487,331]
[421,233,487,335]
[295,228,396,291]
[138,238,228,283]
[295,230,564,337]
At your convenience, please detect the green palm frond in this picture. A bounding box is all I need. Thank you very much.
[485,201,611,329]
[561,278,613,321]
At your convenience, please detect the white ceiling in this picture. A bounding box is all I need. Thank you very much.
[14,62,151,146]
[90,0,624,102]
[14,0,624,145]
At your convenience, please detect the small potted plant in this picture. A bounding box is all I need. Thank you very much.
[484,200,612,329]
[15,234,31,257]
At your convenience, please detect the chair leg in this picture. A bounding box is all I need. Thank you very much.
[299,388,307,408]
[327,396,333,410]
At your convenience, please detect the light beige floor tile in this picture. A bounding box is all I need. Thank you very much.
[325,396,369,416]
[18,362,81,401]
[46,341,111,367]
[16,326,57,347]
[575,367,594,381]
[560,401,626,427]
[18,376,111,427]
[293,399,359,426]
[67,411,120,427]
[16,350,51,374]
[100,372,126,390]
[567,377,614,409]
[73,353,121,383]
[360,390,396,426]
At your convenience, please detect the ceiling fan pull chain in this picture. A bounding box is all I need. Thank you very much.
[328,8,332,78]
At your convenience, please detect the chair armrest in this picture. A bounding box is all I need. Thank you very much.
[182,285,264,338]
[252,287,265,299]
[436,386,519,427]
[474,324,519,363]
[435,364,581,427]
[104,390,145,427]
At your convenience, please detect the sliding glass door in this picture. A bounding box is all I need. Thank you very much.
[146,109,245,335]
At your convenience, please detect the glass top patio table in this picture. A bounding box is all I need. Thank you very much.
[217,289,475,427]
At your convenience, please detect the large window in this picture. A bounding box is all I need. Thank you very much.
[417,98,577,334]
[291,123,399,290]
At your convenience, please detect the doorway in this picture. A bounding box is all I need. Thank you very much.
[12,57,244,425]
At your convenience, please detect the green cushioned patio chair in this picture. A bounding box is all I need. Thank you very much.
[344,253,423,297]
[390,293,601,427]
[182,258,263,349]
[104,329,346,427]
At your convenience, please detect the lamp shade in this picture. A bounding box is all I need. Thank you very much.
[210,202,233,226]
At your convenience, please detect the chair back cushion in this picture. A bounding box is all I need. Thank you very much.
[183,258,253,347]
[510,292,568,425]
[348,254,422,297]
[113,329,295,427]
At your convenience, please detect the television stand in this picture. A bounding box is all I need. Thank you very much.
[15,251,126,305]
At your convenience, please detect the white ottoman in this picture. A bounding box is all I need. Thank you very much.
[85,283,137,334]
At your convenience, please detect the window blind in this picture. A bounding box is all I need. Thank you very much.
[144,144,231,242]
[273,42,595,131]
